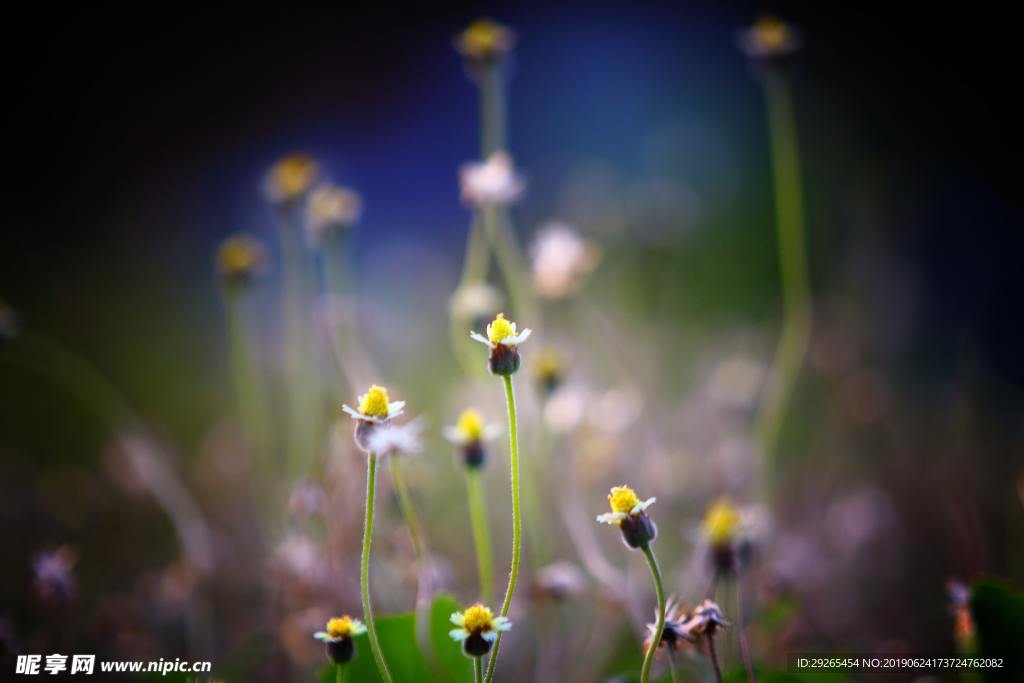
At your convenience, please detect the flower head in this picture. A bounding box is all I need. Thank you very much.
[454,18,516,64]
[306,184,362,246]
[703,499,742,546]
[530,222,601,299]
[217,235,268,288]
[534,346,567,395]
[470,313,532,377]
[597,485,658,548]
[342,385,405,424]
[532,561,587,603]
[444,409,499,469]
[737,15,801,60]
[460,152,525,207]
[33,546,77,604]
[314,615,366,665]
[263,153,321,206]
[644,596,692,654]
[679,600,731,638]
[449,603,512,657]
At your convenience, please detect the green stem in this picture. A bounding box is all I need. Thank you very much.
[336,663,344,683]
[668,651,679,683]
[390,456,426,571]
[480,62,506,156]
[466,469,495,605]
[483,375,522,683]
[639,544,667,683]
[753,71,812,476]
[474,656,484,683]
[361,453,393,683]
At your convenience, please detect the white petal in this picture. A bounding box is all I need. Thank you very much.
[481,631,499,642]
[449,628,470,642]
[631,497,656,514]
[314,632,332,642]
[443,426,467,444]
[482,424,502,441]
[387,400,406,417]
[469,331,495,348]
[341,405,361,418]
[501,328,532,345]
[450,613,465,627]
[596,512,626,525]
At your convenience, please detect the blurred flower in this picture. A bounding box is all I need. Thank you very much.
[366,418,425,457]
[314,615,366,665]
[544,384,588,433]
[449,603,511,658]
[460,152,525,207]
[530,222,600,298]
[533,346,567,396]
[33,545,77,604]
[263,153,321,206]
[471,313,532,376]
[947,580,975,643]
[274,534,327,585]
[532,561,586,602]
[708,356,765,409]
[305,184,362,246]
[449,282,504,324]
[704,499,742,547]
[454,18,516,64]
[588,386,643,435]
[597,485,658,549]
[644,595,691,654]
[445,408,500,469]
[679,599,731,638]
[736,16,801,60]
[0,299,19,343]
[216,234,268,288]
[288,479,327,519]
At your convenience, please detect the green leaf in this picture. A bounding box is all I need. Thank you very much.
[970,578,1024,683]
[429,594,474,682]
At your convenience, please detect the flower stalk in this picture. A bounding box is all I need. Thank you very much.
[466,469,495,605]
[640,543,667,683]
[360,452,393,683]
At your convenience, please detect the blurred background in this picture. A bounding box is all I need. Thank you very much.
[2,1,1022,681]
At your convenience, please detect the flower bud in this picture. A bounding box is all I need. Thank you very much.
[326,637,355,665]
[619,511,658,549]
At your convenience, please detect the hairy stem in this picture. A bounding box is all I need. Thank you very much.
[640,543,667,683]
[361,453,393,683]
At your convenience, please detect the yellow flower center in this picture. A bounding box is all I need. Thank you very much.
[462,604,495,633]
[753,16,790,50]
[704,499,741,545]
[357,385,391,418]
[487,313,516,345]
[218,238,262,277]
[459,19,512,60]
[326,616,355,639]
[456,409,485,441]
[268,153,320,202]
[608,486,640,514]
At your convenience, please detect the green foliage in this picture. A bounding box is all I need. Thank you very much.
[319,594,472,683]
[970,579,1024,683]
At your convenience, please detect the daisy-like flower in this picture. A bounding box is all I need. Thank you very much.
[454,18,516,65]
[262,153,321,207]
[530,222,601,299]
[305,183,363,246]
[704,498,742,547]
[33,546,78,604]
[737,15,801,61]
[533,346,567,396]
[459,152,525,208]
[470,313,532,376]
[644,595,692,654]
[217,234,268,289]
[314,615,367,665]
[679,600,731,639]
[342,385,406,453]
[448,603,512,658]
[444,408,500,469]
[366,418,425,458]
[597,485,658,549]
[532,561,586,603]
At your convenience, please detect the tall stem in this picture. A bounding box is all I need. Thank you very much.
[336,664,344,683]
[752,71,812,477]
[474,656,484,683]
[224,291,272,486]
[360,453,393,683]
[707,634,724,683]
[466,469,495,604]
[639,544,667,683]
[483,375,521,683]
[736,577,757,683]
[389,456,426,574]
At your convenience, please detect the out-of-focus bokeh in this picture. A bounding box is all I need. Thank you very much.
[2,2,1022,682]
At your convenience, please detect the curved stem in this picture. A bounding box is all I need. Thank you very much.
[466,469,495,604]
[483,375,521,683]
[736,577,757,683]
[753,71,812,482]
[639,544,667,683]
[707,634,724,683]
[361,453,393,683]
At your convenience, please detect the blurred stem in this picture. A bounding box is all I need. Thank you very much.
[450,213,491,377]
[668,651,679,683]
[336,664,344,683]
[707,634,724,683]
[639,543,666,683]
[480,61,506,156]
[753,71,812,480]
[736,577,757,683]
[323,238,377,393]
[474,656,484,683]
[483,375,521,683]
[223,289,272,482]
[361,452,393,683]
[389,456,426,577]
[466,468,495,605]
[279,215,320,477]
[486,205,539,331]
